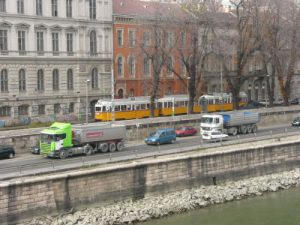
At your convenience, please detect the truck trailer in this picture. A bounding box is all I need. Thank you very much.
[200,111,260,136]
[40,122,126,159]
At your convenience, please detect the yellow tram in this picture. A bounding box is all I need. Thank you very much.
[94,92,248,121]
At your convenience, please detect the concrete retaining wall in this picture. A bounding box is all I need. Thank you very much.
[1,139,300,225]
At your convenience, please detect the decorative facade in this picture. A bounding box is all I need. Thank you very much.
[0,0,113,126]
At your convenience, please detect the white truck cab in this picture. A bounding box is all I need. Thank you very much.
[200,114,224,136]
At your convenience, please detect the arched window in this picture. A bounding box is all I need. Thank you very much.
[117,56,123,77]
[67,69,73,90]
[128,56,135,77]
[37,69,44,91]
[90,30,97,56]
[52,69,59,90]
[117,89,124,98]
[19,69,26,92]
[91,68,98,89]
[0,69,8,92]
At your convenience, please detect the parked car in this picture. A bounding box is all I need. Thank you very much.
[0,145,15,159]
[31,146,40,154]
[145,128,176,145]
[291,117,300,126]
[202,131,229,141]
[274,98,284,106]
[258,99,270,107]
[175,126,197,137]
[290,98,300,105]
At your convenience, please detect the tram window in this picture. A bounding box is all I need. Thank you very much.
[136,105,140,110]
[101,106,106,112]
[158,103,162,109]
[215,99,220,104]
[141,104,146,109]
[168,102,173,108]
[95,106,101,112]
[121,105,127,111]
[127,105,131,110]
[115,106,120,111]
[146,104,150,109]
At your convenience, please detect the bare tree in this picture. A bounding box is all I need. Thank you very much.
[137,3,190,116]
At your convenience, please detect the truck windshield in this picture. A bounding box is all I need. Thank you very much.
[201,117,213,123]
[149,132,160,137]
[40,134,55,143]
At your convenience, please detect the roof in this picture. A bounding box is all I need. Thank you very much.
[113,0,189,19]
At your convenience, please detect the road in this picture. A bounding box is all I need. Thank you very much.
[0,124,299,180]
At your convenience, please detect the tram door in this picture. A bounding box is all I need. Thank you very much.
[200,98,208,113]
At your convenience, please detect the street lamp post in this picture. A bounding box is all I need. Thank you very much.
[187,76,191,115]
[86,79,90,124]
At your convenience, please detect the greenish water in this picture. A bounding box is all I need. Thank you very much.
[137,188,300,225]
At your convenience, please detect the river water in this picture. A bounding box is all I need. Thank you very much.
[137,187,300,225]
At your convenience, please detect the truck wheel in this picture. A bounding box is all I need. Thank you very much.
[84,145,93,156]
[241,125,247,134]
[231,127,238,136]
[109,143,116,152]
[117,142,124,151]
[59,151,68,159]
[247,125,252,133]
[252,125,257,133]
[100,143,108,153]
[171,139,175,144]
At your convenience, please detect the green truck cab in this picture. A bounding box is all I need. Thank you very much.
[40,122,126,159]
[40,122,73,158]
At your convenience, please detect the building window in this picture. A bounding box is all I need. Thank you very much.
[38,105,45,115]
[66,0,72,18]
[52,32,59,55]
[17,0,24,14]
[0,30,8,52]
[36,31,44,54]
[52,69,59,91]
[19,69,26,92]
[143,57,150,76]
[129,88,134,97]
[18,31,26,55]
[167,32,174,48]
[117,56,123,77]
[91,68,98,89]
[66,33,73,55]
[0,0,6,12]
[89,0,96,19]
[37,69,44,91]
[67,69,73,90]
[128,30,136,47]
[54,103,60,114]
[0,106,10,117]
[155,30,162,48]
[143,31,151,47]
[117,29,123,47]
[36,0,43,16]
[69,102,74,113]
[128,56,135,77]
[90,30,97,56]
[18,105,28,116]
[0,69,8,92]
[167,57,173,75]
[180,32,186,48]
[51,0,58,16]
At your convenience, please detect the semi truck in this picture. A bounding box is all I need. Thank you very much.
[200,111,260,136]
[40,122,126,159]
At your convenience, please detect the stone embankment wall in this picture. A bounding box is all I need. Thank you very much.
[1,138,300,225]
[1,106,300,154]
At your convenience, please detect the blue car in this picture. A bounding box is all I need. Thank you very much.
[145,128,176,145]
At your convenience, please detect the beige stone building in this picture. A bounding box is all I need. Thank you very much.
[0,0,113,126]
